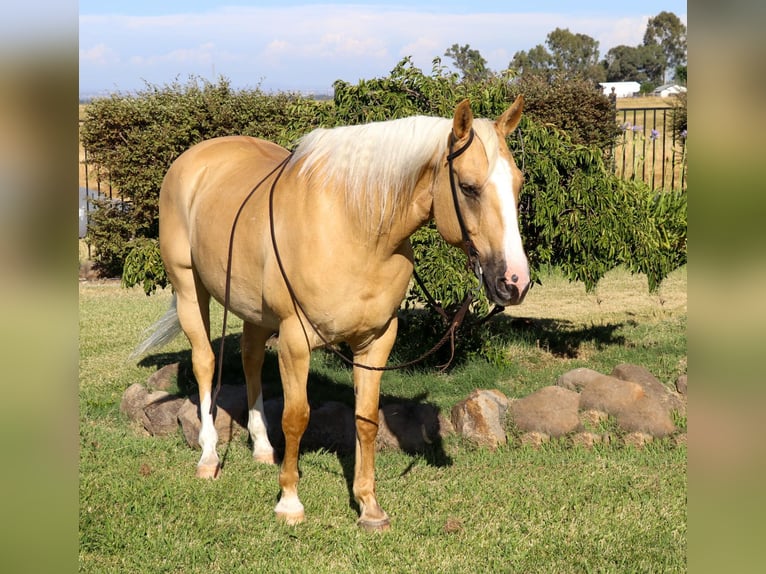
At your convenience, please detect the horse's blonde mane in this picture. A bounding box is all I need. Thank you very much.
[290,115,500,232]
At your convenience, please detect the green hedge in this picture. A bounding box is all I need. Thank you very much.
[81,61,686,364]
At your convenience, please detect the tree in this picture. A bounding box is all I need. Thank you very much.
[603,44,666,85]
[444,43,490,82]
[643,11,687,82]
[546,27,605,83]
[509,44,552,79]
[509,28,604,83]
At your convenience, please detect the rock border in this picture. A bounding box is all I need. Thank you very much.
[121,362,686,452]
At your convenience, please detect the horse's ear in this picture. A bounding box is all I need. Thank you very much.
[497,95,524,136]
[452,99,474,140]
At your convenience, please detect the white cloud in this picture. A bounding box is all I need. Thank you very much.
[79,43,119,66]
[79,5,687,92]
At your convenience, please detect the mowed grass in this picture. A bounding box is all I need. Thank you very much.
[79,266,686,573]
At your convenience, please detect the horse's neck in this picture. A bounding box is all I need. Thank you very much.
[379,164,439,252]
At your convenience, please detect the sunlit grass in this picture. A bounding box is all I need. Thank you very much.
[79,266,686,572]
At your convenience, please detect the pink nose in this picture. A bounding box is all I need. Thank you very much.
[504,269,530,305]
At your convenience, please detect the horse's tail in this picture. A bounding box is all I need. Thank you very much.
[129,294,183,361]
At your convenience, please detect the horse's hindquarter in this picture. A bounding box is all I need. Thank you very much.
[160,136,290,326]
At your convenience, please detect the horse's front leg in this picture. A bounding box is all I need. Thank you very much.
[274,316,311,525]
[351,316,398,531]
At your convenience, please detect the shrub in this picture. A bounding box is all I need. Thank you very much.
[81,77,331,275]
[510,74,620,151]
[122,238,167,296]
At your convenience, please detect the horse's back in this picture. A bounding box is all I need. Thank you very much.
[161,135,288,217]
[159,135,289,290]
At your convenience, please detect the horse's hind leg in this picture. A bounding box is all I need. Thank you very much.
[174,270,220,478]
[241,322,277,464]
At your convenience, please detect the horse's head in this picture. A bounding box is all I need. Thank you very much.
[433,97,530,307]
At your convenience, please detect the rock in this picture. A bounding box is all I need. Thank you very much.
[377,402,453,452]
[451,389,509,449]
[143,392,185,436]
[146,363,179,391]
[556,367,604,392]
[509,386,581,437]
[177,385,248,448]
[675,374,687,395]
[120,383,149,423]
[578,375,645,414]
[615,395,675,437]
[610,363,685,415]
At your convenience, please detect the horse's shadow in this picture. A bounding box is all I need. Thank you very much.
[137,313,626,513]
[139,336,453,514]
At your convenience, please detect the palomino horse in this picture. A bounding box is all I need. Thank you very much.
[134,97,530,530]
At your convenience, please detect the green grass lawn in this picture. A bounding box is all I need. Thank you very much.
[79,266,686,573]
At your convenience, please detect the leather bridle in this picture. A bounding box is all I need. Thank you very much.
[210,128,501,410]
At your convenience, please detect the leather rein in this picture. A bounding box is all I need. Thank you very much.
[211,128,503,409]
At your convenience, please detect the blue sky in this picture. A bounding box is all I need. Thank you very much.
[79,1,687,95]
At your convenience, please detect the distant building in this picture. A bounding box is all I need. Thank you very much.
[598,81,641,98]
[652,83,687,98]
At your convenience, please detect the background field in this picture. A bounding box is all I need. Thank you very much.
[79,266,686,572]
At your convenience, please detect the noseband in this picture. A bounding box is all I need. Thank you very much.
[446,129,483,285]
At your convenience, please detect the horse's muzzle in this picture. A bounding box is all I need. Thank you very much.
[483,266,530,307]
[495,276,530,306]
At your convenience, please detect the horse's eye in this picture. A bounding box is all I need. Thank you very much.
[460,183,480,197]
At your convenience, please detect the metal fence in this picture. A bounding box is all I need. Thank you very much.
[612,107,687,190]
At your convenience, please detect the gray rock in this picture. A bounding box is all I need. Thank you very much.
[509,385,581,437]
[377,402,453,452]
[146,363,179,391]
[556,367,604,392]
[143,391,185,436]
[610,363,685,414]
[120,383,149,423]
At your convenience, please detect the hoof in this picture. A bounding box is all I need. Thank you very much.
[357,515,391,532]
[253,451,278,465]
[195,463,221,479]
[275,497,305,526]
[275,510,305,526]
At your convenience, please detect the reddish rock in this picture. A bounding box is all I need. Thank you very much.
[610,363,685,415]
[451,389,509,449]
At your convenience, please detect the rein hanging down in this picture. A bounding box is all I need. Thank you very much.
[211,129,502,411]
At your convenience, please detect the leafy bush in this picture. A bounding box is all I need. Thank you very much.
[510,74,620,151]
[81,61,686,365]
[81,77,331,275]
[121,238,167,296]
